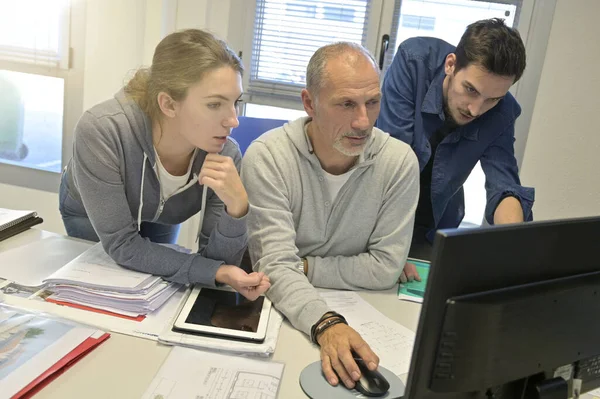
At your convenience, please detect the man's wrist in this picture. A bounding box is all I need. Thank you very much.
[297,258,308,275]
[310,311,348,344]
[315,319,346,345]
[494,196,524,224]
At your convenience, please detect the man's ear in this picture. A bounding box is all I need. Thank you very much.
[301,89,317,118]
[445,53,457,76]
[157,92,177,118]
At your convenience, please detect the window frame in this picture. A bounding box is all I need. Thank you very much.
[0,0,85,193]
[230,0,384,112]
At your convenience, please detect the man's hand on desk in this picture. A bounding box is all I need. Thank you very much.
[215,265,271,301]
[317,324,379,389]
[399,262,421,283]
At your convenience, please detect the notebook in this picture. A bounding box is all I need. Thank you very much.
[0,208,43,242]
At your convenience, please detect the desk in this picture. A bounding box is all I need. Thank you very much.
[0,229,421,398]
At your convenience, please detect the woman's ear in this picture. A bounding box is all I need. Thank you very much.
[157,92,177,118]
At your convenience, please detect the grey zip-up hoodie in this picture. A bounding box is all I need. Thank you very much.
[241,117,419,335]
[61,90,247,286]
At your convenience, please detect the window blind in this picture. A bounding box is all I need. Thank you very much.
[0,0,70,69]
[248,0,371,101]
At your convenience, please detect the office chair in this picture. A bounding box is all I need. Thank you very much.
[230,116,288,155]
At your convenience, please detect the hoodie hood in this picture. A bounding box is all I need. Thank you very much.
[115,89,158,166]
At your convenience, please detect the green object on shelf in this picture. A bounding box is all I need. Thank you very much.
[0,72,26,160]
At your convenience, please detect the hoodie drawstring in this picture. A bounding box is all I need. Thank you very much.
[195,184,208,243]
[138,153,147,231]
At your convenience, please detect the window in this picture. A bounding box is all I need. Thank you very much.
[0,70,64,172]
[0,0,83,191]
[240,0,383,112]
[244,104,306,121]
[388,0,519,64]
[402,15,436,31]
[0,0,70,68]
[383,0,521,226]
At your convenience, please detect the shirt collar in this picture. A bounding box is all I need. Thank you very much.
[421,69,446,118]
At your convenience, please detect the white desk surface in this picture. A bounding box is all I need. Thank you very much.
[0,229,421,399]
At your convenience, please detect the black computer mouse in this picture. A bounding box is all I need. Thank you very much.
[353,355,390,397]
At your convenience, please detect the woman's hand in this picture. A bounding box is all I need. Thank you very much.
[215,265,271,301]
[199,154,248,218]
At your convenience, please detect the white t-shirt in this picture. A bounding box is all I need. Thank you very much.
[323,169,355,202]
[303,120,359,202]
[154,148,196,199]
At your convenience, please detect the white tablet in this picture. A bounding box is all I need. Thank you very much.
[173,285,272,343]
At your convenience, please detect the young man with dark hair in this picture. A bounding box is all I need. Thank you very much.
[377,18,534,277]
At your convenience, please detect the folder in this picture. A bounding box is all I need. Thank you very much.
[11,332,111,399]
[0,306,110,399]
[46,298,146,322]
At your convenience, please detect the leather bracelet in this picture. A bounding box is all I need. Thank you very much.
[310,311,348,344]
[313,318,346,345]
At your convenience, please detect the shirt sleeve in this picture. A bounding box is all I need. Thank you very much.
[480,122,535,224]
[377,46,418,148]
[241,142,330,336]
[197,147,248,268]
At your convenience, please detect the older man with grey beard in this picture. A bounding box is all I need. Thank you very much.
[241,42,419,389]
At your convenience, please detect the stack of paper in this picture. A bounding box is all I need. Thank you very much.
[43,243,180,319]
[0,305,110,398]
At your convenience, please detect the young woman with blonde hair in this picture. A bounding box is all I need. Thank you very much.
[59,29,269,299]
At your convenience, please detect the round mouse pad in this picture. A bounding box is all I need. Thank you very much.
[299,361,405,398]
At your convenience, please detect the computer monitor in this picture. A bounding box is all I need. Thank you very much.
[404,216,600,399]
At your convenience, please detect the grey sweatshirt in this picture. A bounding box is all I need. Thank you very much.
[61,90,248,286]
[241,117,419,335]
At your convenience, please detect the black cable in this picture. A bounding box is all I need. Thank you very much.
[573,361,582,399]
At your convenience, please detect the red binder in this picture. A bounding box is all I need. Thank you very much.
[10,332,111,399]
[45,298,146,322]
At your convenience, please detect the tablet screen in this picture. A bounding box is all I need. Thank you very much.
[184,288,264,332]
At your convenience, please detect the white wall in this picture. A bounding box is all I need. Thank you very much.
[82,0,149,109]
[520,0,600,220]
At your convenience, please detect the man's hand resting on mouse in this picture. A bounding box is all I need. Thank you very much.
[317,323,379,389]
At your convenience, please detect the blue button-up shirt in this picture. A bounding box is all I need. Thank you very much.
[377,37,534,233]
